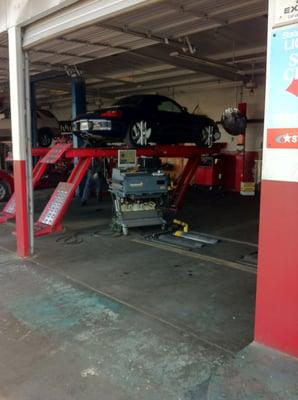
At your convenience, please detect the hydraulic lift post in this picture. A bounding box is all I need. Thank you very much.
[71,75,86,197]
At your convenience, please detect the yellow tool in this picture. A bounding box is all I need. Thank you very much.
[173,220,218,245]
[173,219,189,236]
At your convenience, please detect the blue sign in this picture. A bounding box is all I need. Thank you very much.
[268,24,298,129]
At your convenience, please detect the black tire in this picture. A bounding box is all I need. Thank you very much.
[0,180,10,202]
[38,128,53,147]
[125,120,152,148]
[196,126,213,147]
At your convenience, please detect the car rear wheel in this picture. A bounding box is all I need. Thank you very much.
[0,180,10,202]
[38,128,53,147]
[125,120,152,148]
[196,126,214,147]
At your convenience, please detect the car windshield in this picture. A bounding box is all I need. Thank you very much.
[113,96,144,107]
[113,95,183,113]
[39,110,55,119]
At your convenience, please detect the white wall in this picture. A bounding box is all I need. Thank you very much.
[50,107,72,121]
[49,97,102,120]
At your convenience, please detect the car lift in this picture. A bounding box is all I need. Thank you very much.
[0,143,225,237]
[0,143,72,224]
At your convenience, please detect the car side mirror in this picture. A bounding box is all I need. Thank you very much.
[182,106,188,113]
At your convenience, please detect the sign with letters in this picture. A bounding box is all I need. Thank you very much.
[267,24,298,148]
[274,0,298,26]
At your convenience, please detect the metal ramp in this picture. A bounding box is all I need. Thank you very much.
[34,157,91,237]
[0,143,72,224]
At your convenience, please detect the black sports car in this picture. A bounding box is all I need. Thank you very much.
[73,94,221,148]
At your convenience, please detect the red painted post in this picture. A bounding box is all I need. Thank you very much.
[13,161,29,256]
[255,181,298,357]
[237,102,247,183]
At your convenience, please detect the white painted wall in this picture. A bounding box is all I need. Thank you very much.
[50,101,99,121]
[170,83,265,152]
[51,107,72,121]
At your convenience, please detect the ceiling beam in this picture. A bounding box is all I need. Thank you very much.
[130,44,245,81]
[59,36,130,53]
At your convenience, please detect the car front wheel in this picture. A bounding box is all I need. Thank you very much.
[38,128,53,147]
[125,120,152,148]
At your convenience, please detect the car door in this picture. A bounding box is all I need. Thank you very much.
[155,98,193,144]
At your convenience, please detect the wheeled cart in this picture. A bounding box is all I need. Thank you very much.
[109,167,168,235]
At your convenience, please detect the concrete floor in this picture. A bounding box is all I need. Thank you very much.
[209,342,298,400]
[0,190,259,399]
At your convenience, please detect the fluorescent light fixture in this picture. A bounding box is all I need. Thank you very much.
[169,51,245,75]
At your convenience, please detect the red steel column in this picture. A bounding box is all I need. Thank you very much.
[254,1,298,357]
[8,26,30,257]
[255,181,298,356]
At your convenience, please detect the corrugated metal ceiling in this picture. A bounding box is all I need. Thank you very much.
[0,0,268,106]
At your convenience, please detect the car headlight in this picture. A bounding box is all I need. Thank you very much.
[80,120,93,131]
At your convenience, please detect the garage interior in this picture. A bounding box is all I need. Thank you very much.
[0,1,297,399]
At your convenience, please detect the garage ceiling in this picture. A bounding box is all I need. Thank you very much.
[0,0,267,109]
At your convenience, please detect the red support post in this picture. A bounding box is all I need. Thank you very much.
[171,157,201,210]
[254,180,298,357]
[13,160,29,257]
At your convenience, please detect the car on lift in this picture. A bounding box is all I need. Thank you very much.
[72,94,221,147]
[0,108,60,147]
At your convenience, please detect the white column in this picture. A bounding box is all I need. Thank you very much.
[8,26,26,161]
[8,25,32,257]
